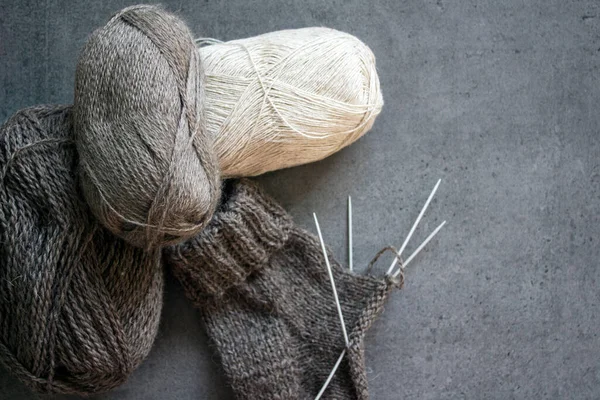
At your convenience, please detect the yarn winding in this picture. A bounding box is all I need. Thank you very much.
[200,27,383,177]
[74,5,221,249]
[0,105,163,394]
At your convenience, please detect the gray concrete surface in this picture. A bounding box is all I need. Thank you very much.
[1,0,600,399]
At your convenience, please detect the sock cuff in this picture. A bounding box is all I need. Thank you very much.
[167,178,293,300]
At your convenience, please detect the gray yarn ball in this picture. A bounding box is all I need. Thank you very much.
[0,105,163,395]
[74,5,221,249]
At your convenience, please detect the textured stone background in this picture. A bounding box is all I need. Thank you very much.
[1,1,599,399]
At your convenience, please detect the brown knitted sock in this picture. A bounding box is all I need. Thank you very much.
[167,179,399,400]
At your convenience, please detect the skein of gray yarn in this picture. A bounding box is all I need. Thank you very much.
[74,5,221,249]
[0,7,223,394]
[0,105,163,394]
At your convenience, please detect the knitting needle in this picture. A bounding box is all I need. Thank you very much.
[315,349,346,400]
[386,179,441,276]
[392,220,447,278]
[314,212,351,399]
[313,213,350,346]
[348,196,353,272]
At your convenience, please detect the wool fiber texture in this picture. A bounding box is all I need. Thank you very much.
[0,5,391,398]
[74,5,221,249]
[198,27,383,177]
[0,105,163,395]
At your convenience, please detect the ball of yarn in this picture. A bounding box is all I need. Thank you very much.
[198,27,383,177]
[0,106,163,395]
[74,5,221,249]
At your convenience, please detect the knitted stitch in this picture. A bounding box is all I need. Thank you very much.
[167,179,398,399]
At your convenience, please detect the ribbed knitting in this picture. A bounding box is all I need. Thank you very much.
[167,179,398,399]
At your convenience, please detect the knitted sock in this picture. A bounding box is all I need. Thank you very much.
[166,179,399,400]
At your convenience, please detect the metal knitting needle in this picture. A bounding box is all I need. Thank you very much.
[314,212,351,399]
[348,196,353,272]
[386,179,441,276]
[313,213,350,346]
[315,349,346,400]
[392,220,447,278]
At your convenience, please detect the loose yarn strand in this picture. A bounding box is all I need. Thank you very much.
[194,37,223,46]
[392,221,447,278]
[1,138,72,182]
[78,160,198,236]
[144,46,204,249]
